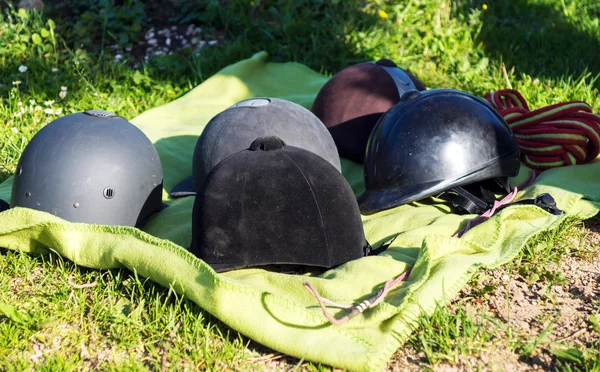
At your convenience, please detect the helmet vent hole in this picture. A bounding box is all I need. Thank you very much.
[103,187,115,199]
[84,109,117,118]
[25,192,31,198]
[16,166,22,176]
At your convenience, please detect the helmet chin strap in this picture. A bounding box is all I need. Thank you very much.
[437,187,491,214]
[437,177,515,215]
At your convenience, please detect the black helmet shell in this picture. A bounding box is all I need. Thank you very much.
[190,136,369,272]
[170,97,341,197]
[10,110,163,226]
[358,89,520,214]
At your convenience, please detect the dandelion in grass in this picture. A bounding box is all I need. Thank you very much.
[378,9,389,19]
[482,4,488,10]
[18,65,28,73]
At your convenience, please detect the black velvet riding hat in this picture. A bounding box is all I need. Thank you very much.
[190,136,371,273]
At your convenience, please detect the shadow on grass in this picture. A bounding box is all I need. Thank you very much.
[38,0,381,86]
[455,0,600,85]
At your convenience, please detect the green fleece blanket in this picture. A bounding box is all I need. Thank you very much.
[1,52,599,371]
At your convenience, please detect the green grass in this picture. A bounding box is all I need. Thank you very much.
[1,0,600,369]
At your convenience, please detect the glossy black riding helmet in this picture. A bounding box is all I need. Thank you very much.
[358,89,521,214]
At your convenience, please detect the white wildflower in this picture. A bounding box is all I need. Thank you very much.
[44,100,55,106]
[54,107,63,115]
[18,101,23,106]
[44,108,54,114]
[20,107,25,114]
[51,67,59,72]
[11,127,18,134]
[12,80,21,86]
[29,99,35,105]
[18,65,28,73]
[14,112,22,118]
[35,105,42,111]
[208,40,218,46]
[61,86,67,91]
[59,91,67,99]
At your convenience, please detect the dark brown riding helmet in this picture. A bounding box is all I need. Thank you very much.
[311,59,426,163]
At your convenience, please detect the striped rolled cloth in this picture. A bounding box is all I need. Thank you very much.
[484,89,600,169]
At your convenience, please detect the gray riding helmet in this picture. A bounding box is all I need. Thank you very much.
[170,97,342,197]
[10,110,164,227]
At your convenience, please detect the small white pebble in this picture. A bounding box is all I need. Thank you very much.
[502,274,509,281]
[147,38,158,46]
[532,300,538,305]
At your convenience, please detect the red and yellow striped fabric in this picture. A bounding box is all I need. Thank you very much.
[484,89,600,169]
